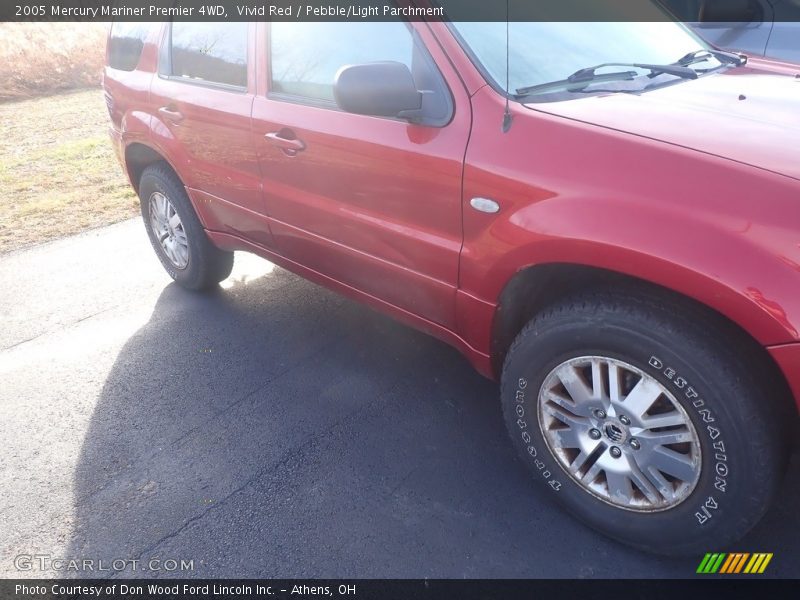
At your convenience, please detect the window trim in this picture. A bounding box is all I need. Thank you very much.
[265,21,454,127]
[158,21,249,93]
[442,22,510,101]
[266,90,341,111]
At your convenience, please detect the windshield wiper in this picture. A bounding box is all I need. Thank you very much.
[675,49,747,67]
[516,62,697,97]
[516,70,639,96]
[570,62,699,82]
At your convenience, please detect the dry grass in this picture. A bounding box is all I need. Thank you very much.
[0,23,108,101]
[0,89,139,253]
[0,24,138,252]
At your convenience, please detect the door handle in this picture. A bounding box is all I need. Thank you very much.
[158,106,184,124]
[265,130,306,156]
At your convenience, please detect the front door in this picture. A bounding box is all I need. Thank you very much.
[251,21,471,328]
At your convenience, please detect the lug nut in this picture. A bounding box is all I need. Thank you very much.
[610,446,622,458]
[594,409,607,419]
[619,415,631,425]
[589,428,601,440]
[630,439,640,450]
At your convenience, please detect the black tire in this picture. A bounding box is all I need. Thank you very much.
[138,163,233,291]
[500,289,790,555]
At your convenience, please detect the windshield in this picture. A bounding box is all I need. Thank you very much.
[450,18,721,101]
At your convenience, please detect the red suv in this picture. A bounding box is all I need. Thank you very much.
[103,12,800,555]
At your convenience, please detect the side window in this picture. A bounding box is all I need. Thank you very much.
[658,0,764,22]
[167,22,248,88]
[698,0,765,22]
[772,0,800,18]
[269,22,413,102]
[108,23,151,71]
[658,0,703,21]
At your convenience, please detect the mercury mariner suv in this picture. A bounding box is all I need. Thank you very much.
[104,8,800,555]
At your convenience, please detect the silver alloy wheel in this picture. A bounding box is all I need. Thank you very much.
[148,191,189,269]
[538,356,701,511]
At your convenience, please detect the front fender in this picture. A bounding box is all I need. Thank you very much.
[461,193,800,350]
[460,88,800,356]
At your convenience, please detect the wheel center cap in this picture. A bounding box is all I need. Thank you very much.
[604,421,628,444]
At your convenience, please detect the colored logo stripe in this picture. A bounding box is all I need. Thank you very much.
[697,553,726,573]
[696,553,713,573]
[697,553,773,574]
[733,553,750,573]
[744,553,773,574]
[720,553,748,573]
[719,553,737,574]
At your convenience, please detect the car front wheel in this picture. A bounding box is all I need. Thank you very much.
[501,290,790,555]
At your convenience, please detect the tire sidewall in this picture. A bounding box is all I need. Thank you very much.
[502,310,772,554]
[139,168,203,289]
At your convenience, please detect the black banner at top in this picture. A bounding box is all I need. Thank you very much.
[3,0,798,22]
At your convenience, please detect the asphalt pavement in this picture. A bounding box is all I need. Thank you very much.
[1,219,798,578]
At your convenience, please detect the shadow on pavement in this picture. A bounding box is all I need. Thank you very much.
[66,263,800,578]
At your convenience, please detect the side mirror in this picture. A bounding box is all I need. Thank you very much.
[334,61,423,121]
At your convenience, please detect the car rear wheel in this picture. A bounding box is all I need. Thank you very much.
[500,290,790,555]
[139,164,234,290]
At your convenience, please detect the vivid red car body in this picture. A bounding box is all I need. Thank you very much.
[104,16,799,555]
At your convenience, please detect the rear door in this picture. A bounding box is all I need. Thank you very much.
[251,21,471,329]
[149,22,272,247]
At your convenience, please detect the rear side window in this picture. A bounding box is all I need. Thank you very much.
[108,23,151,71]
[167,22,248,88]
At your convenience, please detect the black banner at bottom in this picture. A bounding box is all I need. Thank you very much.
[1,579,795,600]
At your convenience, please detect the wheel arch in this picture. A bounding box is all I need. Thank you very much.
[490,262,798,420]
[124,142,180,194]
